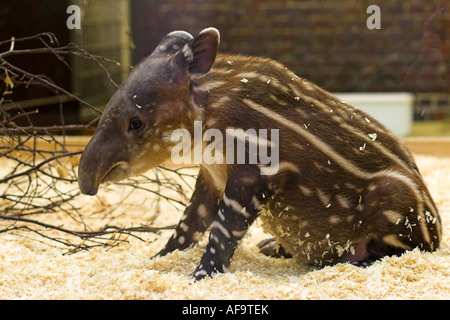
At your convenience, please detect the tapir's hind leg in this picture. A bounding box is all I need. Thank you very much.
[348,171,441,267]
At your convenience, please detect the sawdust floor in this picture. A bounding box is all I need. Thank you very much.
[0,150,449,299]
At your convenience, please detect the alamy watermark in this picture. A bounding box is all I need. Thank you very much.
[66,4,381,30]
[66,5,81,30]
[170,121,280,175]
[66,4,381,31]
[366,5,381,30]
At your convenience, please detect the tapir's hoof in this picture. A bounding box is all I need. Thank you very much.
[257,238,292,258]
[350,258,377,268]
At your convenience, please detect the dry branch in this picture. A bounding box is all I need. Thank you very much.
[0,33,195,253]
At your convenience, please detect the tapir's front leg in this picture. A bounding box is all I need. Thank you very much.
[192,165,264,280]
[156,168,220,257]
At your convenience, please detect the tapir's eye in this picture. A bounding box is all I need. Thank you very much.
[129,118,144,131]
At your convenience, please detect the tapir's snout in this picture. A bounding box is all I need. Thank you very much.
[78,129,130,196]
[79,181,98,196]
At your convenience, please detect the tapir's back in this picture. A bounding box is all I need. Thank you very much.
[192,52,441,266]
[198,53,419,177]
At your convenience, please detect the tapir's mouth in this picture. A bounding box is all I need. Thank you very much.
[78,160,130,196]
[100,161,129,184]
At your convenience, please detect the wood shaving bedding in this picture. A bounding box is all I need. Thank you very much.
[0,153,449,300]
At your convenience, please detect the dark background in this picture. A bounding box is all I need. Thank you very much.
[0,0,448,126]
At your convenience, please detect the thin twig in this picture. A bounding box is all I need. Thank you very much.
[0,33,194,252]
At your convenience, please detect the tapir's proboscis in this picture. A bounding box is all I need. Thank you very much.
[78,27,442,280]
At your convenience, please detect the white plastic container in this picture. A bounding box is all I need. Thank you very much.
[334,92,414,137]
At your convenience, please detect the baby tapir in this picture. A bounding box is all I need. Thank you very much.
[78,27,442,280]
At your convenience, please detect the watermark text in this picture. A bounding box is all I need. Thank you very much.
[171,121,279,175]
[67,5,81,30]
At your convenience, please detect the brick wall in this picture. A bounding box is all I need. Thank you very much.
[132,0,449,93]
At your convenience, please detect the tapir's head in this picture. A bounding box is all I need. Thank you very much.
[78,28,220,195]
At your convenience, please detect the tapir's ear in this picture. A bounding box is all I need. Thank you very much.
[189,27,220,77]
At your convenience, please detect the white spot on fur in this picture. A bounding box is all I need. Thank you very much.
[212,221,231,238]
[382,234,412,250]
[218,209,226,221]
[193,81,226,93]
[223,193,243,213]
[316,189,331,207]
[382,210,404,224]
[232,229,246,237]
[197,204,208,218]
[335,194,351,209]
[236,71,260,79]
[180,222,189,232]
[209,96,230,109]
[299,185,312,196]
[262,161,300,175]
[328,215,341,224]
